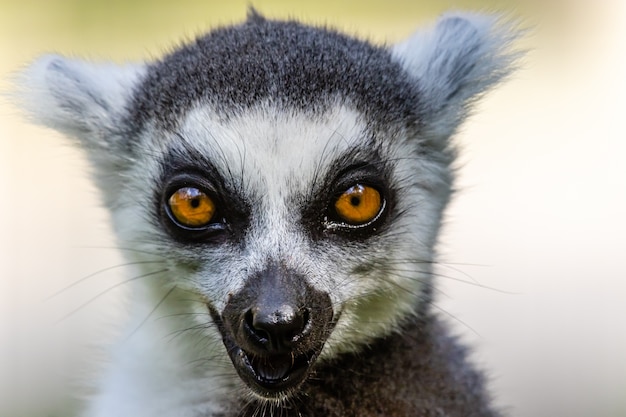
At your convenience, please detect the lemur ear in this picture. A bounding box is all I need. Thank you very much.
[391,13,519,140]
[16,54,145,153]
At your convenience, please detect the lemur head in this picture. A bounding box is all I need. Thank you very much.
[17,12,515,400]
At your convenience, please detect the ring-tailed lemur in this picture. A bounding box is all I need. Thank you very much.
[17,10,517,417]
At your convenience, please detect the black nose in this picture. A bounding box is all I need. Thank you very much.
[245,304,309,352]
[222,263,333,359]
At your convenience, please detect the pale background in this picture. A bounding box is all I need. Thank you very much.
[1,1,625,416]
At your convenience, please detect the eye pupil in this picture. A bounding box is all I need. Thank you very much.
[350,196,361,206]
[190,198,201,208]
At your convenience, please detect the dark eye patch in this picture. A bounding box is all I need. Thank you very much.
[155,144,251,244]
[300,149,394,240]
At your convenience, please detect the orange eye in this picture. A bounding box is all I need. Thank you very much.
[168,187,216,228]
[334,184,382,225]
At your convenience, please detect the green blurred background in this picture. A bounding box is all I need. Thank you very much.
[1,1,625,417]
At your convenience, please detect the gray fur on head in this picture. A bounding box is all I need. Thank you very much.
[16,11,518,417]
[128,12,422,134]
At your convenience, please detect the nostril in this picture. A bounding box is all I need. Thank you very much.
[244,309,270,345]
[244,305,309,352]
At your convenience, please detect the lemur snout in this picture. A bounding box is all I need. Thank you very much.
[223,263,329,355]
[220,263,334,396]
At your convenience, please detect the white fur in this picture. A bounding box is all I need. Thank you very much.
[15,55,146,205]
[392,12,518,141]
[16,54,144,140]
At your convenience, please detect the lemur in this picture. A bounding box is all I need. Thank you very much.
[17,10,517,417]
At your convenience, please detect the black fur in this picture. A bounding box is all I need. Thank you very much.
[227,315,500,417]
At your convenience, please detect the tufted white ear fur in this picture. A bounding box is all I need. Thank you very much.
[16,54,145,151]
[15,55,146,206]
[392,12,519,140]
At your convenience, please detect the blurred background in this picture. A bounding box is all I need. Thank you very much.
[1,0,625,416]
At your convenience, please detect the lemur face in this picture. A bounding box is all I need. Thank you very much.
[119,104,447,398]
[17,11,514,401]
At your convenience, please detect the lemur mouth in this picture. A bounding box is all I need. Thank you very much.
[232,346,317,395]
[210,307,328,399]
